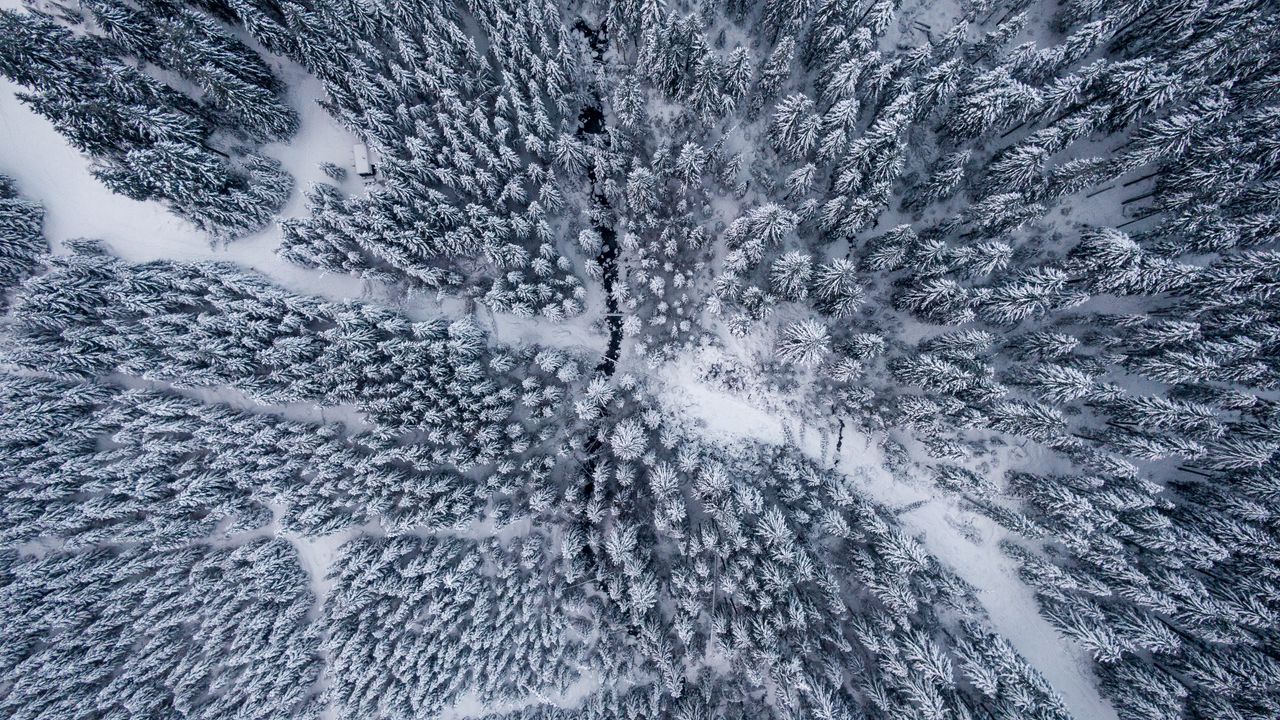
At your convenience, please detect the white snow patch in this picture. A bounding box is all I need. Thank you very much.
[1,61,440,312]
[0,77,207,250]
[479,304,608,358]
[903,502,1115,720]
[0,74,379,301]
[284,523,367,612]
[653,353,786,446]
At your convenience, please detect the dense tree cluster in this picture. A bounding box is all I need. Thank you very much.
[320,534,585,717]
[566,0,1279,716]
[0,4,294,237]
[224,0,596,308]
[0,375,490,545]
[0,175,44,304]
[477,399,1076,719]
[1,0,1278,718]
[4,242,535,468]
[0,539,322,719]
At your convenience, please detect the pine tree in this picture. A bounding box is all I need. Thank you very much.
[770,251,813,300]
[0,9,293,238]
[777,318,831,366]
[0,175,45,304]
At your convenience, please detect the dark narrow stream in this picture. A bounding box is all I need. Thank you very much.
[572,21,619,559]
[573,19,621,380]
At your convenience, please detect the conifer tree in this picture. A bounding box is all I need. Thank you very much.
[0,176,44,304]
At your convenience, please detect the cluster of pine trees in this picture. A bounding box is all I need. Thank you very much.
[0,174,44,303]
[0,4,294,237]
[0,199,589,714]
[1,537,322,719]
[0,375,495,545]
[464,395,1079,719]
[0,224,582,717]
[0,0,1277,718]
[557,0,1279,717]
[320,534,585,717]
[222,0,597,310]
[0,202,1089,720]
[3,241,541,468]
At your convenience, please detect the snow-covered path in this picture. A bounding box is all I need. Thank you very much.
[655,356,1117,720]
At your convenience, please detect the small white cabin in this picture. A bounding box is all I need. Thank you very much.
[352,143,375,178]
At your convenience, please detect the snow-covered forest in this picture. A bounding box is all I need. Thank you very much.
[0,0,1277,717]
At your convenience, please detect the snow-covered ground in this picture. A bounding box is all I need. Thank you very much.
[654,348,1118,720]
[440,673,603,720]
[0,77,203,249]
[0,0,417,311]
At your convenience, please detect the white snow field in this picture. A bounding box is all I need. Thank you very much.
[0,73,366,297]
